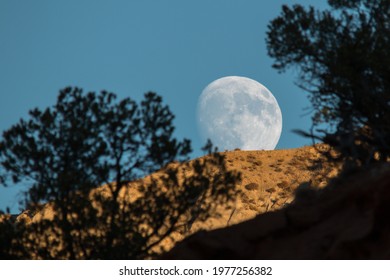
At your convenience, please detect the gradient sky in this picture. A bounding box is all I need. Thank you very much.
[0,0,328,212]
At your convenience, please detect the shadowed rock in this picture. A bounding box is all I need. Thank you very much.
[163,164,390,259]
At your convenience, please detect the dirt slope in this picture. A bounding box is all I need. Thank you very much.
[12,145,338,254]
[187,145,337,233]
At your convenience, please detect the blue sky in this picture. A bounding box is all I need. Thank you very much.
[0,0,328,212]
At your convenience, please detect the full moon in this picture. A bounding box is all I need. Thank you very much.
[197,76,282,151]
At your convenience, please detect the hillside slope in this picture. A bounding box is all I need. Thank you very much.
[187,145,337,233]
[13,145,337,254]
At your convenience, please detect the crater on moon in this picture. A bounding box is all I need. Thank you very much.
[197,76,282,151]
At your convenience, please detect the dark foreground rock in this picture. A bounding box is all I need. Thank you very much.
[163,164,390,259]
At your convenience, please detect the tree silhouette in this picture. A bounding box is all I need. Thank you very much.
[0,87,240,259]
[267,0,390,168]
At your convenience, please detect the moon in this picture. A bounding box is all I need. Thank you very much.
[197,76,282,151]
